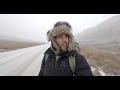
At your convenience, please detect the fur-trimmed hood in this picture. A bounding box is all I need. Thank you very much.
[47,23,80,55]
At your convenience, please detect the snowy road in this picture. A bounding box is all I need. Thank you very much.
[0,43,50,76]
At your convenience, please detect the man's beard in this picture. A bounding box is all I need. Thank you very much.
[60,45,68,53]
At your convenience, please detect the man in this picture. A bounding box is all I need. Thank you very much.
[38,21,93,76]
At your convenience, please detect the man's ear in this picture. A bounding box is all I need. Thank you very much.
[47,30,51,41]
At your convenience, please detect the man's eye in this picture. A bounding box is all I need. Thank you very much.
[58,36,62,39]
[65,36,68,38]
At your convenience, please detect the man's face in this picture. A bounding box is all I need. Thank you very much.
[55,34,69,53]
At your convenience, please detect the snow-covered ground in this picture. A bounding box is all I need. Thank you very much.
[0,49,7,53]
[0,49,12,53]
[0,42,50,76]
[90,66,115,76]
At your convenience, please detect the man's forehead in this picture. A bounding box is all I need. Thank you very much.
[56,34,69,37]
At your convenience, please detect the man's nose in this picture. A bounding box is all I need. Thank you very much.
[62,37,68,42]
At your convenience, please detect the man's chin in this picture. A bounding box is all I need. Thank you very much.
[61,48,67,53]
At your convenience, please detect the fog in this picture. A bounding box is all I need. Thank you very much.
[0,14,117,43]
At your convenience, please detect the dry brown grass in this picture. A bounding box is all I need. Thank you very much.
[80,48,120,75]
[0,40,42,50]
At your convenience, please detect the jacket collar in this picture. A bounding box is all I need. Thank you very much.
[44,47,75,58]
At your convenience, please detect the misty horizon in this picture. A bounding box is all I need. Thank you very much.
[0,14,118,43]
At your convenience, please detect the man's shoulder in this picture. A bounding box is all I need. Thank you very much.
[44,47,55,56]
[74,51,86,61]
[44,47,51,54]
[74,50,84,57]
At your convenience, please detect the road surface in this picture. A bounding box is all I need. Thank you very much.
[0,43,50,76]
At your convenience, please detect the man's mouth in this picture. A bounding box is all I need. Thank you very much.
[62,44,67,47]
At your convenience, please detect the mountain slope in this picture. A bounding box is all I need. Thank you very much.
[75,15,120,44]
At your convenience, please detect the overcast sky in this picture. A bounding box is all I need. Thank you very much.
[0,14,118,43]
